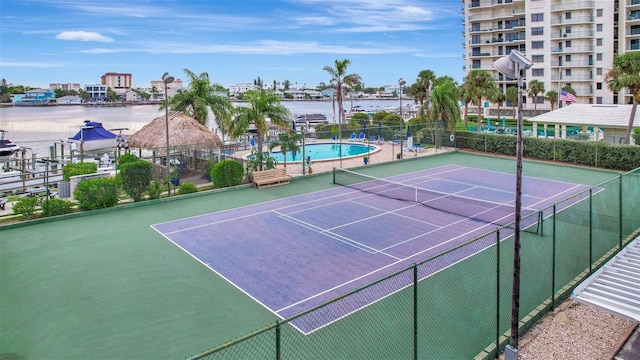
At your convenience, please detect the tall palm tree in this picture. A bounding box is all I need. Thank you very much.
[408,82,427,107]
[458,84,473,129]
[487,85,506,119]
[269,130,301,168]
[463,70,495,132]
[417,69,436,107]
[323,59,362,129]
[506,86,519,120]
[232,90,291,170]
[527,79,545,116]
[428,80,461,145]
[166,69,228,126]
[605,51,640,144]
[545,90,559,111]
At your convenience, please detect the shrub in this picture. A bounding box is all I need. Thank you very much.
[74,177,119,210]
[62,162,97,181]
[147,177,164,200]
[120,160,153,202]
[211,160,244,188]
[41,198,73,217]
[117,153,139,165]
[177,182,198,195]
[12,196,38,218]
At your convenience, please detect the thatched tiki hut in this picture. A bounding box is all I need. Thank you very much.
[128,112,222,178]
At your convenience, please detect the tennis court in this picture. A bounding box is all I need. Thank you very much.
[153,165,590,334]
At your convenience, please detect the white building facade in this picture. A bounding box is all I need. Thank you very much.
[462,0,636,108]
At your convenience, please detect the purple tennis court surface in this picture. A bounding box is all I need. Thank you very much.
[152,165,590,333]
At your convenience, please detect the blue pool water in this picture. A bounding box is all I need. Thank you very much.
[264,143,375,162]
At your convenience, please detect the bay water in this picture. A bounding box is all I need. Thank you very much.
[0,99,402,157]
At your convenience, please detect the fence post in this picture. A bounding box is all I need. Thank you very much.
[496,229,501,353]
[413,264,418,360]
[551,204,557,309]
[619,174,623,250]
[276,322,281,360]
[589,188,593,273]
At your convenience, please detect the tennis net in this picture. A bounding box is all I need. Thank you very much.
[333,168,541,232]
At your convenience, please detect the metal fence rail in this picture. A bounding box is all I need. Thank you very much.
[187,167,640,360]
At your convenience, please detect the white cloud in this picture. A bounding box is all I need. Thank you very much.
[56,31,114,42]
[0,60,67,68]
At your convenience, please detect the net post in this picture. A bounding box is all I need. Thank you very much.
[551,204,557,310]
[618,174,623,250]
[275,321,281,360]
[413,263,418,360]
[332,167,336,184]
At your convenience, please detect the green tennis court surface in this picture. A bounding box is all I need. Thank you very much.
[0,152,622,359]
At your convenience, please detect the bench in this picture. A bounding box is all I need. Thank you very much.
[253,168,291,189]
[0,198,7,210]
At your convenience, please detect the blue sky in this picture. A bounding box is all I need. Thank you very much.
[0,0,463,89]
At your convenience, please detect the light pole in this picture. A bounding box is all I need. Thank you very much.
[162,72,175,196]
[398,78,406,159]
[493,50,533,359]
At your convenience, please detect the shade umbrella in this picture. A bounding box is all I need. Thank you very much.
[128,112,221,154]
[363,120,367,137]
[250,137,255,147]
[292,120,296,131]
[406,125,411,138]
[377,121,382,138]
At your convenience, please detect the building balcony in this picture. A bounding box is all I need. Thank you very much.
[551,60,594,67]
[551,30,594,40]
[551,45,594,54]
[551,74,594,81]
[626,27,640,36]
[550,1,595,12]
[550,16,595,26]
[628,0,640,8]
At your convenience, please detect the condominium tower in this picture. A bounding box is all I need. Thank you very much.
[462,0,638,109]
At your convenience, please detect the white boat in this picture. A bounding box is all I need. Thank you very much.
[0,130,21,161]
[67,120,125,154]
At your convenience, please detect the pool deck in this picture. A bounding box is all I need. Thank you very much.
[231,140,455,176]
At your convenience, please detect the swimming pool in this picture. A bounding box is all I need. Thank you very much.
[253,143,377,162]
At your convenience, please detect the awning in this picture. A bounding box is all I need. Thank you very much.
[572,236,640,322]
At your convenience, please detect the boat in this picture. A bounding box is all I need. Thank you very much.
[67,120,125,154]
[0,130,21,161]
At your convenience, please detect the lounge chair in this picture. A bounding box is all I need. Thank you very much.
[356,132,366,141]
[348,133,357,141]
[376,137,385,144]
[369,135,376,142]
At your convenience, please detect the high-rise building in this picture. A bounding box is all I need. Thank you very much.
[461,1,636,108]
[101,72,133,95]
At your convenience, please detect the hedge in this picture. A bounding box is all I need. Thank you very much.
[455,131,640,171]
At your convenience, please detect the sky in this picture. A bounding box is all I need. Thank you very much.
[0,0,464,90]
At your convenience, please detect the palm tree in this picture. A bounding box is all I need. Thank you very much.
[233,90,291,170]
[487,85,506,119]
[269,130,301,168]
[428,80,460,146]
[166,69,228,126]
[545,90,559,110]
[527,80,545,116]
[417,69,436,109]
[506,86,519,120]
[458,84,473,129]
[408,82,427,107]
[323,59,362,129]
[605,51,640,144]
[463,70,495,132]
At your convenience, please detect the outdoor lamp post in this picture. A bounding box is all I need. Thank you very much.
[493,49,533,359]
[162,72,175,196]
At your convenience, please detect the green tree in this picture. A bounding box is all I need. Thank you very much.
[120,160,153,202]
[506,86,519,120]
[106,87,120,102]
[166,69,229,126]
[233,90,291,170]
[417,69,436,109]
[428,80,460,136]
[408,82,427,107]
[545,90,559,110]
[527,80,545,116]
[605,51,640,144]
[269,130,301,168]
[458,84,473,128]
[462,70,495,132]
[323,59,362,129]
[487,85,506,118]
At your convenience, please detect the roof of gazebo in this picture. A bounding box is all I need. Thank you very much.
[128,112,221,152]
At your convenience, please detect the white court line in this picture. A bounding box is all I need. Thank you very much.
[273,210,401,260]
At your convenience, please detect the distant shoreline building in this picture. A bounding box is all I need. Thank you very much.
[101,72,132,95]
